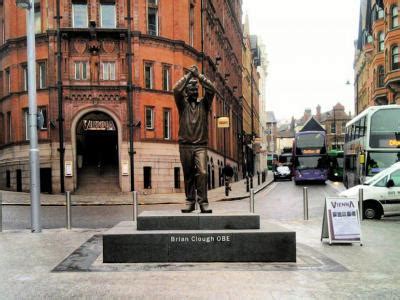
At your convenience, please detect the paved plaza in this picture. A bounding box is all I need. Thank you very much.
[0,177,400,299]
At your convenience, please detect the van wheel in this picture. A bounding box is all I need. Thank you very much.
[363,203,382,220]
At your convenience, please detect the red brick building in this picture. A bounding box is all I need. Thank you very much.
[0,0,244,195]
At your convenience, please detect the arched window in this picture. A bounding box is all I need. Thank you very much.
[392,46,399,70]
[377,65,385,87]
[378,32,385,52]
[392,5,399,28]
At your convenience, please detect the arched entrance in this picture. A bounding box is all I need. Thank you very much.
[75,111,120,193]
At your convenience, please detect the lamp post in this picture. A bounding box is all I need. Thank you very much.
[333,107,338,150]
[16,0,41,232]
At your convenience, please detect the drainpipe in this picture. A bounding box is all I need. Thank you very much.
[201,0,204,73]
[56,0,65,193]
[127,0,135,191]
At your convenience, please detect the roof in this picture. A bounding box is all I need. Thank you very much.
[277,130,295,138]
[300,116,325,132]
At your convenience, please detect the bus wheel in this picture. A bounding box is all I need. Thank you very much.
[364,203,382,220]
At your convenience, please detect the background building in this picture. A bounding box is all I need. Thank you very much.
[241,16,261,177]
[355,0,400,114]
[319,103,352,150]
[0,0,248,195]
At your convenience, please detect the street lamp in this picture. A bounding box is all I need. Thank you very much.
[16,0,41,232]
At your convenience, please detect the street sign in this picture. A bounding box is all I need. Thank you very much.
[321,197,362,245]
[217,117,229,128]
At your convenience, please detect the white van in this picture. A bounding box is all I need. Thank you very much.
[339,162,400,219]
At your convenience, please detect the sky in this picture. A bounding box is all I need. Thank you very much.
[242,0,361,122]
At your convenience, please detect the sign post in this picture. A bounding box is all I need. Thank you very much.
[321,197,362,245]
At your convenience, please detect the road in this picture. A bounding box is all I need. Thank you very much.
[1,180,347,230]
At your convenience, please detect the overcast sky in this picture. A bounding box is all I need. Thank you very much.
[242,0,360,122]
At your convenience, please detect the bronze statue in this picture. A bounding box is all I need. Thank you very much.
[173,65,216,213]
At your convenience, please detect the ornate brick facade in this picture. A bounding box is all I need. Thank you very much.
[0,0,247,195]
[355,0,400,113]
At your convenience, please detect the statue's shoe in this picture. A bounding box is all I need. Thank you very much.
[200,205,212,213]
[181,206,195,213]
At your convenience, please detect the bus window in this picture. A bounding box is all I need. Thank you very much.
[366,152,400,176]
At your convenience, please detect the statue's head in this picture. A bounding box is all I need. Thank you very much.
[186,78,199,101]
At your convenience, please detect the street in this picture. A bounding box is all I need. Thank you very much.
[1,180,347,230]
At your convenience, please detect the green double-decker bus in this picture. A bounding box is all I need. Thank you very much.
[328,150,344,181]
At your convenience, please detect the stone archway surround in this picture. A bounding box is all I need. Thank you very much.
[66,107,129,192]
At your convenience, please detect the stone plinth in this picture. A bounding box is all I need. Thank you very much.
[103,221,296,263]
[137,211,260,230]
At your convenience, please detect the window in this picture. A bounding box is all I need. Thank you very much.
[5,68,10,94]
[377,65,385,87]
[163,109,171,139]
[38,107,47,130]
[189,3,194,46]
[331,122,336,134]
[390,169,400,187]
[25,107,47,140]
[102,62,115,80]
[392,46,399,70]
[24,110,30,140]
[143,166,152,189]
[34,0,41,33]
[145,106,154,129]
[1,20,5,45]
[6,112,11,143]
[341,122,346,134]
[100,2,116,28]
[0,113,4,144]
[392,5,398,29]
[72,2,88,28]
[147,0,158,36]
[174,167,180,189]
[162,65,171,91]
[22,65,28,91]
[377,5,385,20]
[144,62,153,89]
[38,62,46,88]
[378,32,385,52]
[6,170,10,188]
[74,61,88,80]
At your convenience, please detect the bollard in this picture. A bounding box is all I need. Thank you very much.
[133,191,138,222]
[246,176,250,192]
[66,191,71,230]
[250,188,255,213]
[257,172,260,185]
[303,187,309,220]
[250,176,254,189]
[359,188,363,221]
[0,192,2,232]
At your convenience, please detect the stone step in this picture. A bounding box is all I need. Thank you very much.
[103,221,296,263]
[137,211,260,230]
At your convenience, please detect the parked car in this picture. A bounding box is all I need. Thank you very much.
[339,162,400,219]
[273,166,292,181]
